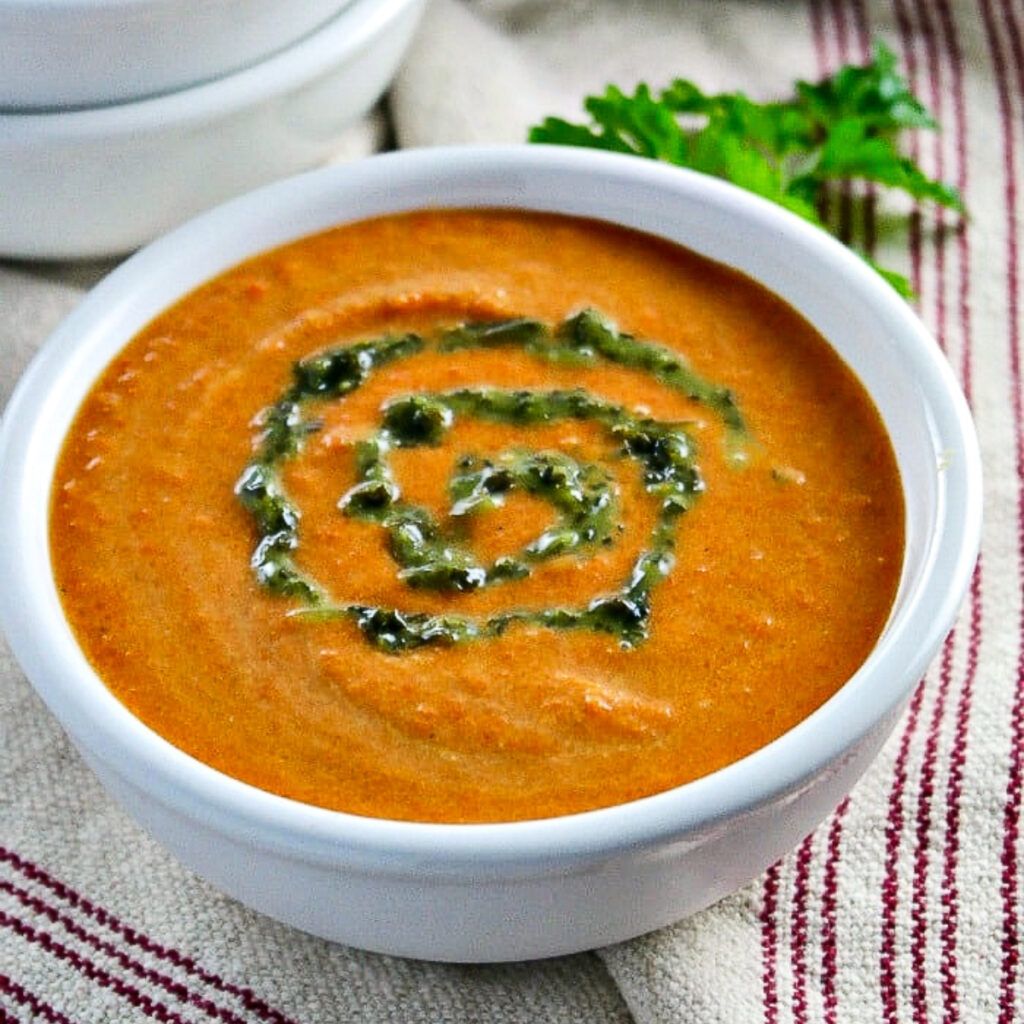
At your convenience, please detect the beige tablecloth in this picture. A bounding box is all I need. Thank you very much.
[2,1,1020,1020]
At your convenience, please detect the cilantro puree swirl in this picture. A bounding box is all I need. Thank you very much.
[236,310,747,652]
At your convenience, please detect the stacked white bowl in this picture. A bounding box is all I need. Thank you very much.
[0,0,426,259]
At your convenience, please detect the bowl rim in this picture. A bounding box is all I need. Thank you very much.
[0,0,417,130]
[0,145,983,877]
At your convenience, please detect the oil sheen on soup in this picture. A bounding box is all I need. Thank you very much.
[50,210,905,823]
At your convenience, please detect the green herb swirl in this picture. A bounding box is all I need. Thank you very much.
[236,310,746,652]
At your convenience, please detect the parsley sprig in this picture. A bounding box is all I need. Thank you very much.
[528,43,963,297]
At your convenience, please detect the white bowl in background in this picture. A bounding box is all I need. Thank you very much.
[0,0,425,260]
[0,146,982,962]
[0,0,357,110]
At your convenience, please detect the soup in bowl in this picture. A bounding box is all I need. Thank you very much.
[0,145,981,961]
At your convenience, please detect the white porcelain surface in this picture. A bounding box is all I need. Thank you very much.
[0,0,425,259]
[0,0,356,109]
[0,146,983,962]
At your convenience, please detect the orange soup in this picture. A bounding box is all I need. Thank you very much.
[50,210,904,823]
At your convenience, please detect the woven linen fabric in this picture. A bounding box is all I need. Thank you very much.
[1,0,1020,1021]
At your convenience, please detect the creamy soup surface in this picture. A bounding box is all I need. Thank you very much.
[50,210,905,823]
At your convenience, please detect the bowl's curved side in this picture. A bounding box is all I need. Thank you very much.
[77,704,904,961]
[0,0,425,258]
[0,146,982,961]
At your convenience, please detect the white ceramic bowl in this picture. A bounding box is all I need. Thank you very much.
[0,0,425,260]
[0,0,357,110]
[0,146,982,962]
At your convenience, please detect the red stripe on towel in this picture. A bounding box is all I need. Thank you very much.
[0,910,196,1023]
[0,973,78,1024]
[809,0,828,75]
[821,797,851,1024]
[926,6,976,1020]
[941,563,984,1024]
[880,677,929,1024]
[760,860,782,1024]
[912,632,956,1024]
[892,0,925,300]
[0,879,252,1024]
[0,847,299,1024]
[790,833,816,1024]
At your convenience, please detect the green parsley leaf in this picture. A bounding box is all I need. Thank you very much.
[528,42,964,298]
